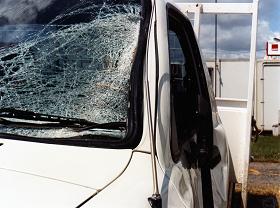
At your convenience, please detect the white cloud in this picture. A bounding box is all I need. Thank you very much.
[174,0,280,59]
[198,16,278,59]
[0,0,54,24]
[198,15,251,59]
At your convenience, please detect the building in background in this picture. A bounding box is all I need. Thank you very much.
[169,33,280,132]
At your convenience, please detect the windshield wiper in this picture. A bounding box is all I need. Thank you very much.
[0,108,126,131]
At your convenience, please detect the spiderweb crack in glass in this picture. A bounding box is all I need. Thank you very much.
[0,3,141,129]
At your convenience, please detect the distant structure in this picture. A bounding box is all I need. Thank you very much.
[205,38,280,133]
[265,38,280,60]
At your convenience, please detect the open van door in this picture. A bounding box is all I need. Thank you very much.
[176,1,259,207]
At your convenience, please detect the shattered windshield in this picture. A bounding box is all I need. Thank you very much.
[0,0,144,140]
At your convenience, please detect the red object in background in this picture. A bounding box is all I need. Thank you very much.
[266,42,280,56]
[272,44,278,51]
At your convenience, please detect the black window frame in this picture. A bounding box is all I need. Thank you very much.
[0,0,152,149]
[167,3,213,162]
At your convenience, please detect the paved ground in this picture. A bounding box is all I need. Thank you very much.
[233,162,280,208]
[248,162,280,197]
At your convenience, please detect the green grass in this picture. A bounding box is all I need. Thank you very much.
[251,136,280,162]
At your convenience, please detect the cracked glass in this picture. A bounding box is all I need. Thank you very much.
[0,0,142,139]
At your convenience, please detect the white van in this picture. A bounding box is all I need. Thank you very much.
[0,0,232,207]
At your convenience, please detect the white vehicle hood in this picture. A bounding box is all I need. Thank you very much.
[0,139,132,208]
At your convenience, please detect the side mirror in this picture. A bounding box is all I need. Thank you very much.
[180,95,221,169]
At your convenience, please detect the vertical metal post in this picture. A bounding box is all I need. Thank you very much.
[213,64,217,96]
[193,4,202,39]
[242,0,259,207]
[214,0,218,97]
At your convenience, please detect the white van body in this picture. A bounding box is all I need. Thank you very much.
[0,0,250,207]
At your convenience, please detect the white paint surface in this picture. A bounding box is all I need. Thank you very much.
[263,65,280,129]
[217,99,247,183]
[220,61,250,99]
[0,168,95,208]
[82,152,155,208]
[0,139,132,189]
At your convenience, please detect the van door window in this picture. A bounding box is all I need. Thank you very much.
[168,24,199,164]
[167,6,218,208]
[167,7,213,167]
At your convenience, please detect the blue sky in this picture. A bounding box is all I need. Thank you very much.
[176,0,280,59]
[261,0,280,33]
